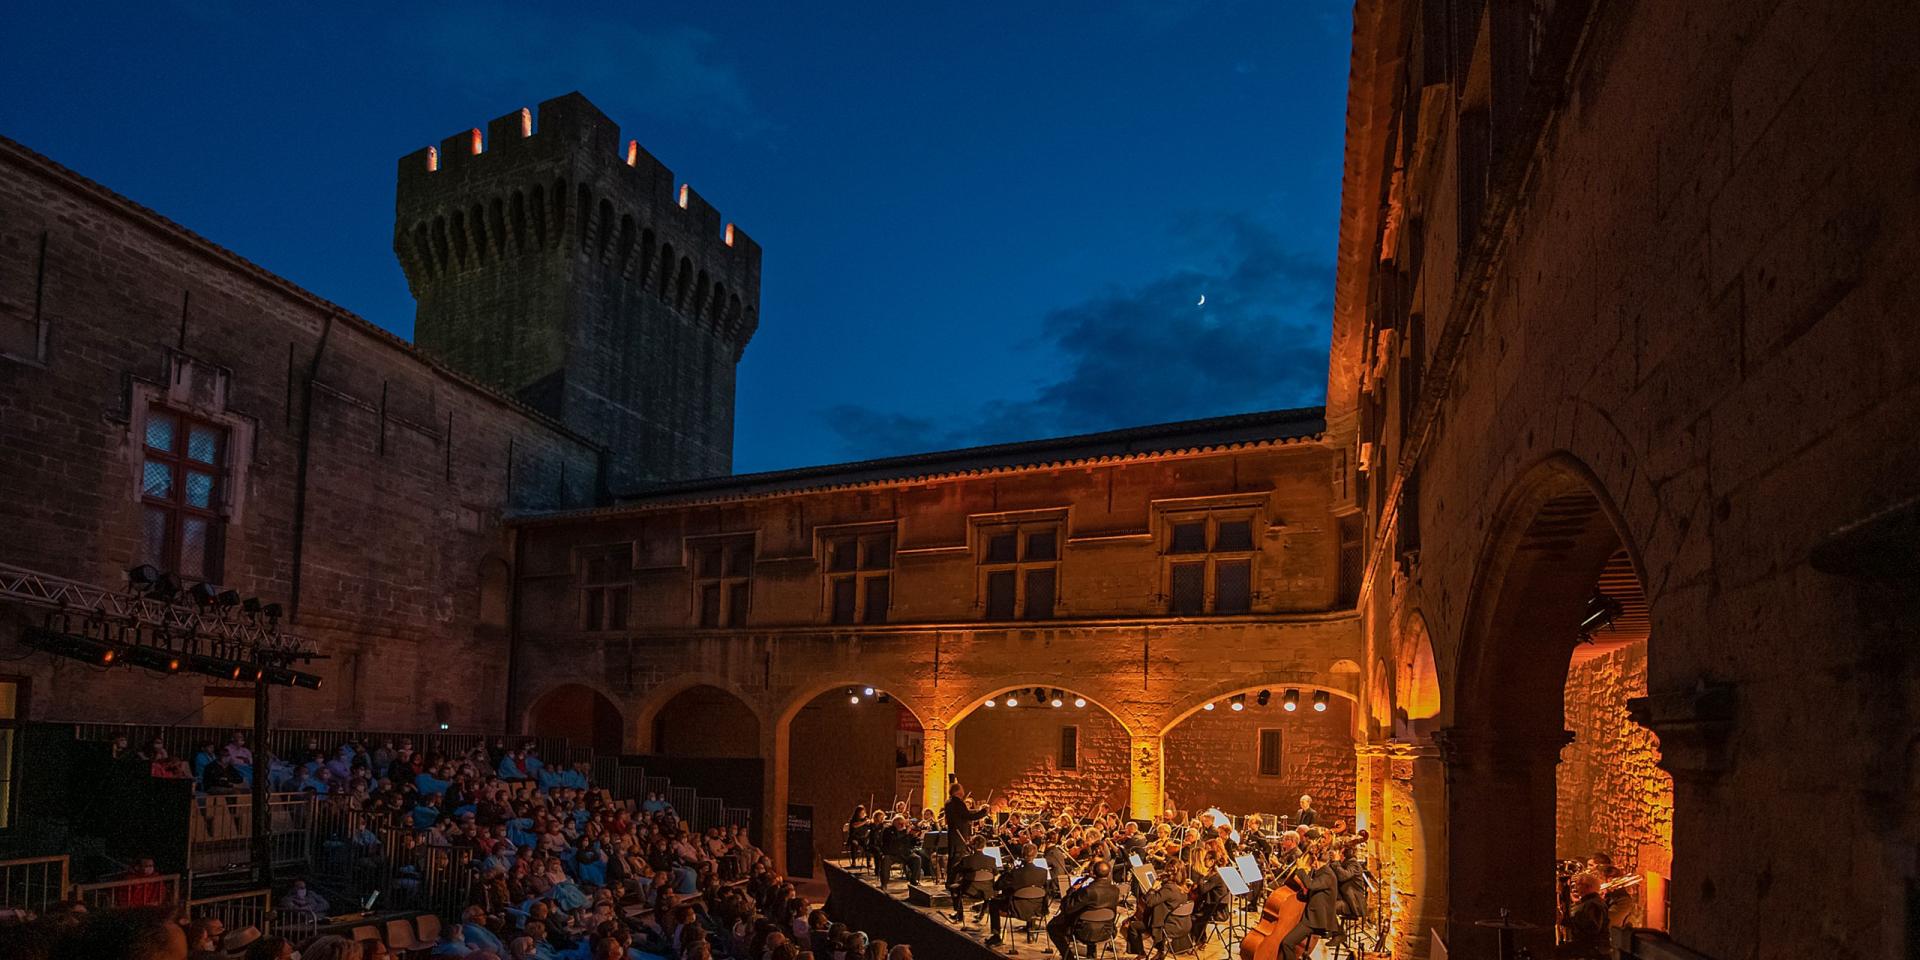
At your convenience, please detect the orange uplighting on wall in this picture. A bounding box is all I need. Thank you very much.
[518,107,532,137]
[468,128,483,155]
[627,140,640,166]
[724,223,735,246]
[426,147,438,172]
[678,184,690,208]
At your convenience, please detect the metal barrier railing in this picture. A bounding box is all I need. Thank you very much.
[669,785,697,819]
[0,855,71,915]
[185,888,272,934]
[645,776,671,802]
[722,807,751,830]
[696,796,724,830]
[187,793,315,877]
[73,873,180,910]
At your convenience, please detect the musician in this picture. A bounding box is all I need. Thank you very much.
[1588,852,1634,926]
[947,839,998,924]
[1330,842,1367,920]
[985,843,1052,946]
[1293,795,1316,828]
[1046,859,1121,958]
[846,805,871,868]
[879,815,926,887]
[1187,840,1232,945]
[1123,860,1188,957]
[942,784,992,859]
[1279,842,1338,955]
[1555,872,1610,959]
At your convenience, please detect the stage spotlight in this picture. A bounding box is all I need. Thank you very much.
[847,687,861,704]
[1312,691,1330,712]
[878,692,892,704]
[127,564,161,588]
[1050,690,1063,708]
[188,654,245,680]
[188,582,221,607]
[1283,689,1300,712]
[262,602,283,621]
[985,699,997,708]
[215,590,242,609]
[1580,594,1623,639]
[1005,695,1019,707]
[23,627,118,665]
[1073,696,1087,708]
[146,573,182,602]
[291,671,324,690]
[1257,689,1272,707]
[1230,694,1246,712]
[1203,702,1215,711]
[242,597,263,615]
[863,686,876,697]
[122,645,183,673]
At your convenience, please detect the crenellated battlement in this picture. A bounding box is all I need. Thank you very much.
[392,92,762,487]
[394,92,759,349]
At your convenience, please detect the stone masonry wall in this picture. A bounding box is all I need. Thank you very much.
[1557,642,1673,877]
[786,697,914,872]
[1164,697,1356,823]
[0,138,599,734]
[953,703,1130,815]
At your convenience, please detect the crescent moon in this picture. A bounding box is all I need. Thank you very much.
[1196,295,1206,306]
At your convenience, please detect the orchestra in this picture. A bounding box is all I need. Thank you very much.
[839,787,1402,959]
[839,780,1649,960]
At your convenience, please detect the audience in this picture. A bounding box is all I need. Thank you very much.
[2,734,914,960]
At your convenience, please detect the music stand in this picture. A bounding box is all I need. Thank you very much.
[983,846,1002,869]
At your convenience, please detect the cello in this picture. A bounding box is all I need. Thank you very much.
[1239,850,1314,960]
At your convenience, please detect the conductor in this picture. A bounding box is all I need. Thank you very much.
[943,783,993,858]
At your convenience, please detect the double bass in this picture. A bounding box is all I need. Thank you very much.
[1239,851,1314,960]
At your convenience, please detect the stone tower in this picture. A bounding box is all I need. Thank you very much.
[394,92,760,489]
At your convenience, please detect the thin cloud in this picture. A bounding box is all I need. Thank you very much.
[820,213,1330,460]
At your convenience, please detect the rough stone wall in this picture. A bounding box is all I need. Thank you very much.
[1332,0,1920,955]
[1164,697,1356,823]
[0,137,599,734]
[651,685,761,758]
[1557,642,1673,876]
[786,698,913,868]
[952,704,1130,815]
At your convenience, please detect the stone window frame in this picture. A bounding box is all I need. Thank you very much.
[124,355,256,585]
[139,402,232,584]
[576,542,634,632]
[972,513,1065,621]
[1058,724,1080,771]
[1158,506,1262,616]
[1256,727,1284,778]
[817,523,895,625]
[687,533,755,628]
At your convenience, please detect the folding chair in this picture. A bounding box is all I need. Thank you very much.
[1071,907,1118,959]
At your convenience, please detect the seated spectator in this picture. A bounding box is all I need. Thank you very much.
[224,732,254,766]
[202,753,245,793]
[278,878,330,918]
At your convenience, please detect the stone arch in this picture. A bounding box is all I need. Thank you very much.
[524,682,625,755]
[630,673,765,758]
[948,682,1134,816]
[1395,610,1443,727]
[1158,679,1361,823]
[774,678,931,873]
[1440,451,1660,957]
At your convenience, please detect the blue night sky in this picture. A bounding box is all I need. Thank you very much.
[2,2,1351,473]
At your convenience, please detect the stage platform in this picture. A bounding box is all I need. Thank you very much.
[820,860,1363,960]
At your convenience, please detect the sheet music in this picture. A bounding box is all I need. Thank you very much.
[983,846,1002,868]
[1129,852,1144,868]
[1234,853,1263,883]
[1218,865,1250,896]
